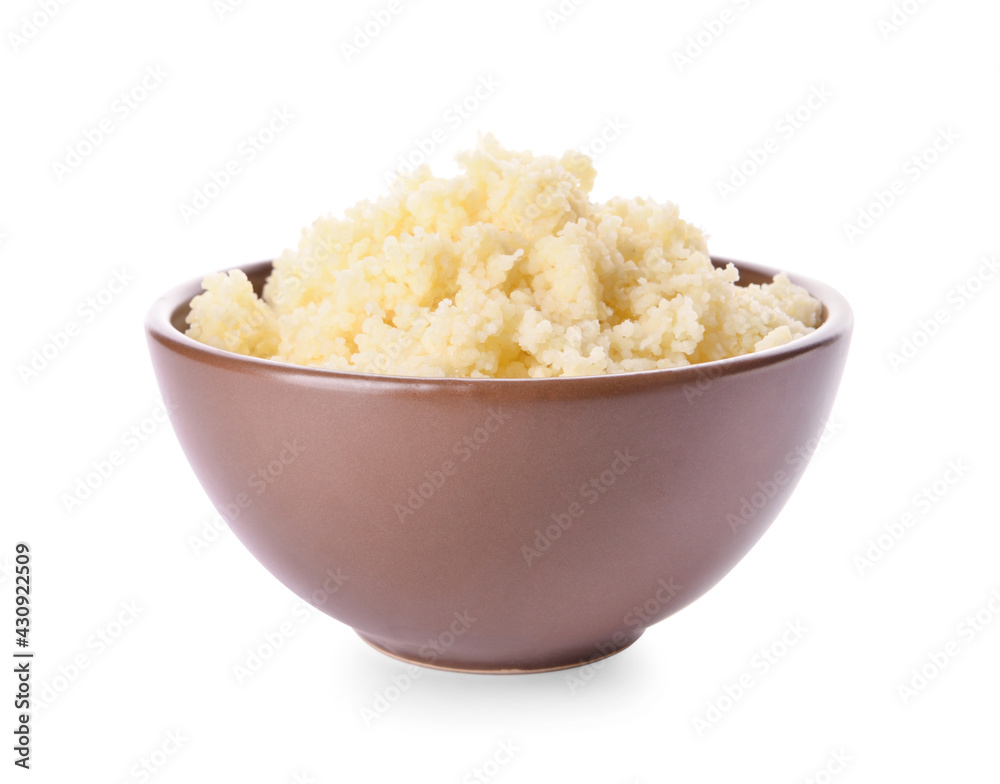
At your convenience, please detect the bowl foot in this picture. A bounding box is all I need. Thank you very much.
[354,630,643,674]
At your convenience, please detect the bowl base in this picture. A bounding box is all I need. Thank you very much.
[355,630,643,674]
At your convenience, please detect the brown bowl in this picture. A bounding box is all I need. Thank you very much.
[145,257,851,673]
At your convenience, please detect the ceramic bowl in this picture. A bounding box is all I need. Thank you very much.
[145,257,851,673]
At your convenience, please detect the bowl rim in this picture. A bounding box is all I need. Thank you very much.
[145,256,853,388]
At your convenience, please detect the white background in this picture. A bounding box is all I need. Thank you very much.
[4,0,998,781]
